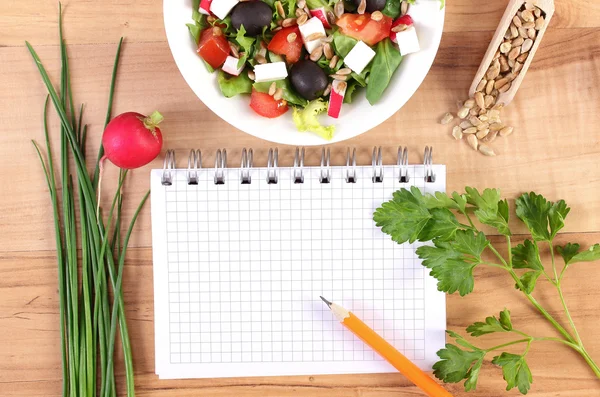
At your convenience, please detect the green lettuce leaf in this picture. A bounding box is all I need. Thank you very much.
[292,99,335,140]
[253,79,308,106]
[217,71,253,97]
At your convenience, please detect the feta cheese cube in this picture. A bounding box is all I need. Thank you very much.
[199,0,213,15]
[343,41,376,75]
[298,17,326,53]
[210,0,239,20]
[253,62,288,83]
[222,56,245,76]
[396,26,420,56]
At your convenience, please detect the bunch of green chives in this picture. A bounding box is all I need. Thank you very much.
[29,5,148,396]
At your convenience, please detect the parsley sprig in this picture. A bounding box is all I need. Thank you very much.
[374,187,600,394]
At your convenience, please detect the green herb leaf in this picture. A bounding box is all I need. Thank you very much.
[382,0,401,18]
[305,0,333,13]
[192,0,201,22]
[569,244,600,264]
[515,192,553,242]
[186,22,202,45]
[557,243,580,265]
[549,200,570,239]
[292,99,335,139]
[418,208,462,242]
[492,353,533,395]
[217,70,253,98]
[517,271,541,294]
[343,80,360,103]
[366,38,403,105]
[465,187,511,236]
[254,79,308,107]
[433,344,485,391]
[512,239,543,271]
[416,230,489,296]
[236,25,256,53]
[332,31,359,58]
[466,309,513,336]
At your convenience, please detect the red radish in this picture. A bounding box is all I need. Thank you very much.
[199,0,213,15]
[309,8,332,29]
[102,111,164,169]
[327,80,347,118]
[390,14,414,43]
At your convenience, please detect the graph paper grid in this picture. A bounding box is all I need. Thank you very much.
[151,165,446,379]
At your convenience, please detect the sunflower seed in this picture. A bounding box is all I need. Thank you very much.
[282,18,297,27]
[524,2,535,10]
[519,26,529,38]
[477,121,490,131]
[494,77,508,90]
[486,60,501,80]
[510,24,519,39]
[272,26,282,32]
[247,70,255,80]
[476,128,490,139]
[499,81,512,93]
[499,126,514,137]
[275,1,285,17]
[476,79,487,92]
[485,80,495,95]
[505,28,513,40]
[464,98,476,109]
[310,46,323,61]
[371,11,383,21]
[230,43,240,57]
[207,15,216,23]
[467,134,479,150]
[287,32,297,43]
[508,46,521,61]
[391,24,409,33]
[517,52,528,63]
[488,109,501,119]
[489,122,505,132]
[268,82,277,96]
[522,38,534,54]
[330,73,348,81]
[327,11,336,24]
[258,46,267,57]
[484,130,499,143]
[521,9,534,22]
[357,0,366,14]
[295,7,305,17]
[306,32,324,41]
[323,43,334,59]
[513,62,523,74]
[334,0,344,18]
[441,112,455,125]
[500,42,512,54]
[273,87,283,100]
[474,92,486,109]
[452,126,463,140]
[297,13,309,25]
[322,35,334,43]
[499,56,510,73]
[329,55,339,69]
[484,95,495,107]
[470,108,480,117]
[213,26,223,36]
[522,21,535,29]
[458,107,470,119]
[469,116,482,127]
[255,54,267,64]
[512,15,522,28]
[478,144,496,156]
[534,7,542,18]
[460,120,473,129]
[463,127,478,135]
[512,37,524,47]
[535,16,545,30]
[400,1,409,16]
[528,28,537,40]
[298,0,306,8]
[508,58,515,68]
[323,83,332,96]
[492,103,505,111]
[479,114,489,122]
[337,67,352,76]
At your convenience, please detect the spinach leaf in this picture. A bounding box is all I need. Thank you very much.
[382,0,401,18]
[332,31,358,58]
[253,79,308,106]
[192,0,201,22]
[217,70,253,97]
[366,38,403,105]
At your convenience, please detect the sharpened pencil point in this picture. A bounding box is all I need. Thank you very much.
[320,296,332,307]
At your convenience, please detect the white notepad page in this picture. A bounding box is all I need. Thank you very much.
[151,165,446,379]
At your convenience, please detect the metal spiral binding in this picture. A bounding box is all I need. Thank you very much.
[187,149,201,185]
[161,150,176,186]
[372,146,383,183]
[214,149,227,185]
[346,148,357,183]
[320,148,331,183]
[397,146,409,183]
[293,147,305,184]
[240,148,253,184]
[424,146,435,183]
[266,148,278,184]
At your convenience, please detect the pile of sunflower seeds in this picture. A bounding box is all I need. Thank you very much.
[441,2,545,156]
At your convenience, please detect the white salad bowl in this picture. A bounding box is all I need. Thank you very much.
[164,0,445,145]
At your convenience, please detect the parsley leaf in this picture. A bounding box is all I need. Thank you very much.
[433,340,485,391]
[557,243,580,265]
[465,187,511,236]
[512,240,543,271]
[416,230,489,296]
[467,309,513,337]
[549,200,570,239]
[517,271,541,294]
[569,244,600,264]
[492,353,533,394]
[374,187,464,244]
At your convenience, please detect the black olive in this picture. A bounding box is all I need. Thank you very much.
[290,60,329,101]
[353,0,387,13]
[231,1,273,36]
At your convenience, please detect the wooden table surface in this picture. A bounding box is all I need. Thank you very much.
[1,0,600,396]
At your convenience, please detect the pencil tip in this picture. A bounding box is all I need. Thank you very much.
[319,296,332,307]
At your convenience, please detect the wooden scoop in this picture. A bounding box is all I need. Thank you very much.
[468,0,555,106]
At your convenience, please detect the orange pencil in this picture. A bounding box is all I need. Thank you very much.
[320,296,453,397]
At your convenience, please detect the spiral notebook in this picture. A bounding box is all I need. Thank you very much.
[151,147,446,379]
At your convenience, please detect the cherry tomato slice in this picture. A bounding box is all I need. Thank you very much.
[249,89,289,118]
[336,13,392,46]
[197,27,230,69]
[267,26,303,64]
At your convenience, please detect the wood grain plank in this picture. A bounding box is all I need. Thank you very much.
[2,0,600,47]
[1,28,599,253]
[2,233,600,396]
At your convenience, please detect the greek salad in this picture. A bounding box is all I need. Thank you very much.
[187,0,443,140]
